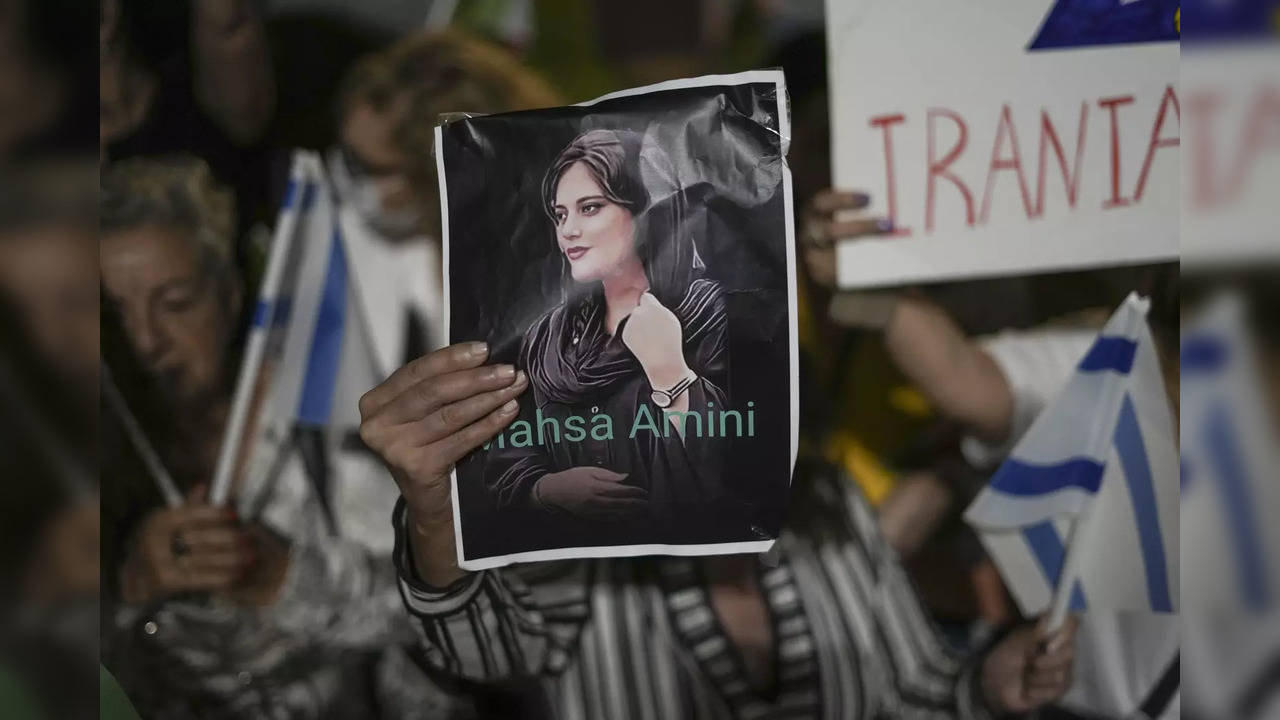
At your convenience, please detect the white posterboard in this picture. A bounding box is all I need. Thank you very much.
[827,0,1180,288]
[1181,43,1280,268]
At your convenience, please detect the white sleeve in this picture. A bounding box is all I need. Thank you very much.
[960,327,1098,467]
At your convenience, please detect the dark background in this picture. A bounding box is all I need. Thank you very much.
[440,80,797,558]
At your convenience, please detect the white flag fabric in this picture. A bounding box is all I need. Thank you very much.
[1180,292,1280,611]
[212,151,382,506]
[965,293,1179,616]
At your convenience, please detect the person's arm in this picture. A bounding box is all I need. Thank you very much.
[800,189,1015,445]
[873,293,1014,446]
[623,283,729,440]
[190,0,275,144]
[827,287,1015,445]
[392,499,592,681]
[835,476,1076,718]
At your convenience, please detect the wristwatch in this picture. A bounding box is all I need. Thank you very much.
[650,372,697,408]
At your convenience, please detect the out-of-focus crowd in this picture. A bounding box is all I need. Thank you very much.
[0,1,1277,719]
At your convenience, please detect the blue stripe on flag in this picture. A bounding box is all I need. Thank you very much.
[1114,395,1174,612]
[280,179,298,209]
[1023,522,1087,611]
[251,299,271,328]
[1078,336,1137,374]
[1182,335,1229,373]
[1207,403,1270,609]
[989,458,1105,496]
[297,227,348,426]
[273,297,293,329]
[300,182,317,210]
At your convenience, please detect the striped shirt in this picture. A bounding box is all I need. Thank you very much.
[394,470,995,720]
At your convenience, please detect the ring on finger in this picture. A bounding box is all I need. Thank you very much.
[170,530,192,559]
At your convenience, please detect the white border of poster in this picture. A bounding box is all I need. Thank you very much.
[436,70,799,570]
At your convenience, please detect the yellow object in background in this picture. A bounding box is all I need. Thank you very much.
[824,429,896,505]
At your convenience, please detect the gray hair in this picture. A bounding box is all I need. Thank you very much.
[100,155,235,275]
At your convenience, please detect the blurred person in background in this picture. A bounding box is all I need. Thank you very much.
[0,302,99,719]
[101,0,278,257]
[0,0,96,158]
[803,190,1181,720]
[0,161,99,416]
[330,29,559,374]
[99,156,468,719]
[0,164,100,720]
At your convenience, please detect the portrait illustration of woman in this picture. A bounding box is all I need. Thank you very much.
[482,128,735,547]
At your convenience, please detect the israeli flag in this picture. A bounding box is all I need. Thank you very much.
[211,151,381,506]
[965,293,1179,616]
[1181,292,1280,611]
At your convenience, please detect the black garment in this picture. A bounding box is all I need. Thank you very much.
[105,5,276,266]
[479,278,740,550]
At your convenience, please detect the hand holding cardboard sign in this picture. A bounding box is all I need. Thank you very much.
[622,292,691,390]
[359,342,528,587]
[800,189,891,289]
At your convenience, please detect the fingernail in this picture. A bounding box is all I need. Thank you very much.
[851,191,871,205]
[501,399,518,414]
[468,341,489,358]
[876,217,895,233]
[514,370,527,386]
[496,364,515,379]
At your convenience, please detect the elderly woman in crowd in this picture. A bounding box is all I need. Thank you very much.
[98,155,464,719]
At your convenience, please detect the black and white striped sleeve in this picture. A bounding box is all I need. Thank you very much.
[391,498,592,683]
[839,480,996,720]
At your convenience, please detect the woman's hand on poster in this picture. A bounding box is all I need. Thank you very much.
[800,189,893,289]
[359,343,528,584]
[980,615,1079,715]
[622,292,691,389]
[533,467,649,521]
[119,484,255,605]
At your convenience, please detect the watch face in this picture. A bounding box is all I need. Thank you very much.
[651,391,671,408]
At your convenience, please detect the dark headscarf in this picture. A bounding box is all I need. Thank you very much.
[522,129,722,405]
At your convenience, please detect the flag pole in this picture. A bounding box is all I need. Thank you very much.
[102,362,182,508]
[1045,525,1079,632]
[209,153,311,507]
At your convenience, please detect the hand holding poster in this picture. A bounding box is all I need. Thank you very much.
[436,71,798,569]
[827,0,1180,287]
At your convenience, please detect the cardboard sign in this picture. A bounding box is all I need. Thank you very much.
[1182,42,1280,267]
[827,0,1180,288]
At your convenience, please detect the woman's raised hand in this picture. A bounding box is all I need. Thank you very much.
[622,292,690,389]
[800,189,892,289]
[358,342,527,584]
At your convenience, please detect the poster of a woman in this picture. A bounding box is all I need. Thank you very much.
[437,71,796,568]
